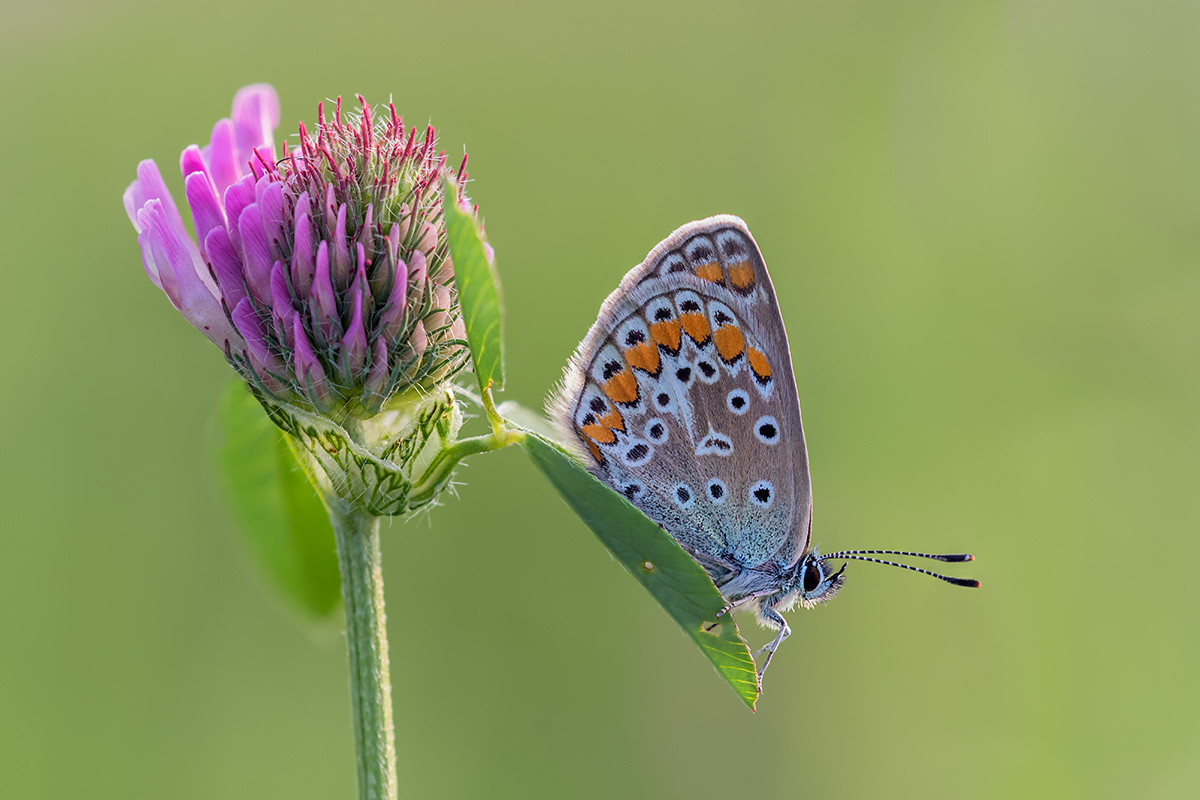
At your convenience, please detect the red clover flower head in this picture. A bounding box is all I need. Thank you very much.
[124,84,481,418]
[126,85,491,514]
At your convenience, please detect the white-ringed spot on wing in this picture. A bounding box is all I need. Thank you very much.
[620,437,654,468]
[727,389,750,415]
[754,415,780,445]
[652,388,676,413]
[749,480,775,509]
[695,358,720,384]
[672,482,696,509]
[670,363,695,389]
[684,235,723,285]
[696,431,734,457]
[706,478,728,506]
[644,417,669,443]
[621,480,645,502]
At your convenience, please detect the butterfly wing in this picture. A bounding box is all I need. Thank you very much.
[548,216,813,571]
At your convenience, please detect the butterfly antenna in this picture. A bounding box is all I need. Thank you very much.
[819,550,980,588]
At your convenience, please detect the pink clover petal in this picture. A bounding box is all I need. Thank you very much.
[236,204,275,305]
[483,242,495,266]
[269,262,294,345]
[222,175,257,254]
[357,203,374,253]
[449,316,467,343]
[341,291,368,378]
[204,227,247,310]
[333,203,352,287]
[232,84,280,169]
[232,299,284,375]
[140,200,234,347]
[124,159,182,233]
[310,241,341,342]
[291,191,316,298]
[206,118,239,196]
[426,284,452,333]
[292,313,330,403]
[407,249,427,291]
[257,181,287,261]
[179,145,212,183]
[377,255,407,341]
[184,171,226,259]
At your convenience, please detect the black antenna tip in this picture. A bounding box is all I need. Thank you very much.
[937,554,974,563]
[949,577,981,588]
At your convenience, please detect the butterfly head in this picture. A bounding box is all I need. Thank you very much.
[794,548,847,609]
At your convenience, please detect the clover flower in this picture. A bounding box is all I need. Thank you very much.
[125,84,488,514]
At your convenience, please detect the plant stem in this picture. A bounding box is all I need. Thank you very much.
[329,501,397,800]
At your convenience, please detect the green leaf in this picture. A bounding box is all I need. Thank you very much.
[515,421,759,710]
[209,381,341,620]
[444,180,504,393]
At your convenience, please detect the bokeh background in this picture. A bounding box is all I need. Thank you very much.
[3,1,1198,798]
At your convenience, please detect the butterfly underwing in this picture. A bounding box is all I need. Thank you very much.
[548,215,978,683]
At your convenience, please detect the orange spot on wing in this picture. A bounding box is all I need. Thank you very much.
[714,325,745,363]
[748,347,772,383]
[680,312,711,346]
[580,423,616,444]
[727,260,755,293]
[598,409,625,433]
[650,319,682,353]
[624,342,661,376]
[603,367,639,405]
[586,439,606,463]
[694,261,724,284]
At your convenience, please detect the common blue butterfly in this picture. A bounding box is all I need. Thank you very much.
[549,216,978,685]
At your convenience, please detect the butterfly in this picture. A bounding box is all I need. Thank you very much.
[548,215,979,685]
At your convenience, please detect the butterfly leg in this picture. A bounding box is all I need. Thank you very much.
[704,589,777,632]
[753,606,791,681]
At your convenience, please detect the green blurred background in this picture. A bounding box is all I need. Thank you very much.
[3,1,1197,797]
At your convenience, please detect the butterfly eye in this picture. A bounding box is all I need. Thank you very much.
[803,560,824,594]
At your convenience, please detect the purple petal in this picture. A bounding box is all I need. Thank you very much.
[204,227,247,310]
[407,249,427,292]
[425,284,452,333]
[377,254,407,341]
[205,118,240,198]
[222,175,256,254]
[332,203,352,288]
[357,203,374,253]
[138,199,236,348]
[323,184,337,234]
[236,204,274,305]
[179,145,212,184]
[292,312,330,403]
[270,262,294,346]
[123,160,182,234]
[365,336,390,397]
[310,241,341,343]
[184,171,226,260]
[291,191,316,299]
[341,290,368,379]
[350,243,373,318]
[257,180,286,261]
[232,298,283,375]
[232,84,280,170]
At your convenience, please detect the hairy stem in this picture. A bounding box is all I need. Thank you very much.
[329,501,397,800]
